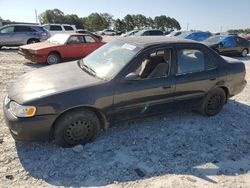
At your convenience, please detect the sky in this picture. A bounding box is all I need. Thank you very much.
[0,0,249,32]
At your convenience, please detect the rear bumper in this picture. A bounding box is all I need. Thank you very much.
[3,103,57,142]
[229,80,247,97]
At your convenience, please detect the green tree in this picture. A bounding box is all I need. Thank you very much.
[114,19,126,32]
[101,13,114,28]
[64,14,83,29]
[146,17,155,29]
[132,14,147,30]
[39,9,65,24]
[84,13,109,31]
[123,14,135,31]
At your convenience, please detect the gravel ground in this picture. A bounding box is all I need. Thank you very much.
[0,46,250,188]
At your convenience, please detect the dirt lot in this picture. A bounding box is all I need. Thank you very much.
[0,46,250,188]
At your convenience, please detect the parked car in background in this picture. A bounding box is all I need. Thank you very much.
[121,30,139,37]
[203,35,250,57]
[0,24,50,49]
[18,33,105,64]
[76,29,103,41]
[4,37,246,147]
[99,29,116,36]
[242,35,250,41]
[166,31,186,37]
[134,29,164,36]
[178,31,212,41]
[43,24,77,36]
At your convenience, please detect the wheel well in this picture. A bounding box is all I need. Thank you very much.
[219,86,229,100]
[48,51,61,58]
[27,38,40,44]
[49,106,109,140]
[244,48,249,53]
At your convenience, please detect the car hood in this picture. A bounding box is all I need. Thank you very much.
[7,61,104,104]
[20,42,62,51]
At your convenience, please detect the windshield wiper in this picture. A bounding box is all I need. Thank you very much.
[78,60,105,80]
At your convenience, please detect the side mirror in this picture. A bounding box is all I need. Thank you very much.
[124,72,140,81]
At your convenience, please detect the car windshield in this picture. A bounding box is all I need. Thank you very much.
[204,35,228,43]
[79,40,141,80]
[47,34,70,44]
[134,30,146,36]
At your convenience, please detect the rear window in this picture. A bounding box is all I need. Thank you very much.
[50,25,63,31]
[63,26,74,31]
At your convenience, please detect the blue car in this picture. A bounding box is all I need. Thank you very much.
[203,35,250,57]
[178,31,212,42]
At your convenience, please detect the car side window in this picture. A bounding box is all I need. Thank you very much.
[14,26,33,32]
[63,26,74,31]
[177,49,205,74]
[222,37,236,47]
[135,49,172,79]
[67,36,84,44]
[84,35,96,43]
[0,26,14,33]
[50,25,63,31]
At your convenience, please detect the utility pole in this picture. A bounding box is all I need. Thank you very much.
[186,23,189,31]
[35,9,38,24]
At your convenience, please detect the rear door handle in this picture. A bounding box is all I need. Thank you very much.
[162,86,171,89]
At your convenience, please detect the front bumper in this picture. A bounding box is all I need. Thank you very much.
[18,50,47,63]
[3,102,57,142]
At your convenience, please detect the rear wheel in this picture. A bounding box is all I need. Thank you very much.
[54,109,101,147]
[47,53,60,65]
[199,88,226,116]
[241,48,248,57]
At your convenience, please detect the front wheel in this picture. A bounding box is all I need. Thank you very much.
[199,88,226,116]
[241,48,248,57]
[54,109,101,147]
[47,53,60,65]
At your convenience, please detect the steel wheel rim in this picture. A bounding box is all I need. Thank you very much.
[206,94,222,113]
[64,119,94,145]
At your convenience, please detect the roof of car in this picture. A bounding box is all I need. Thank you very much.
[117,36,196,48]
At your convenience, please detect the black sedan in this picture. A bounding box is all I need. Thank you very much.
[203,35,250,57]
[3,37,247,147]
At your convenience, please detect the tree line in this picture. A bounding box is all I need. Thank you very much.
[38,9,181,32]
[227,28,250,34]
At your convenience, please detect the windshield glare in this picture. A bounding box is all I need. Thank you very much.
[47,34,70,44]
[81,40,141,80]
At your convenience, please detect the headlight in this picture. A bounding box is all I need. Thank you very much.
[8,101,36,117]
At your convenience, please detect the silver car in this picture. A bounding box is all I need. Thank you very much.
[0,24,50,49]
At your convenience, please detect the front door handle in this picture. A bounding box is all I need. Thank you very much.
[162,86,171,89]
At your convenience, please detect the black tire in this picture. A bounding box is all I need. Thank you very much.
[241,48,248,57]
[199,88,226,116]
[27,39,39,44]
[54,109,101,147]
[47,53,60,65]
[0,46,2,50]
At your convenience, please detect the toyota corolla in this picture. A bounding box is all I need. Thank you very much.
[3,37,247,147]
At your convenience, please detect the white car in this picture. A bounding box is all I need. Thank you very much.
[100,29,116,36]
[43,24,77,36]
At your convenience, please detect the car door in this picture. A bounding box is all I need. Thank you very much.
[220,36,238,54]
[113,47,175,121]
[63,35,85,59]
[13,26,36,45]
[0,26,15,45]
[173,45,218,109]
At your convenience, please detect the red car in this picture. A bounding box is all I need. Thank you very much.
[18,33,105,65]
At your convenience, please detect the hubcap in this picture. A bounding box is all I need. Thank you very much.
[64,119,94,145]
[242,49,248,57]
[47,55,58,64]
